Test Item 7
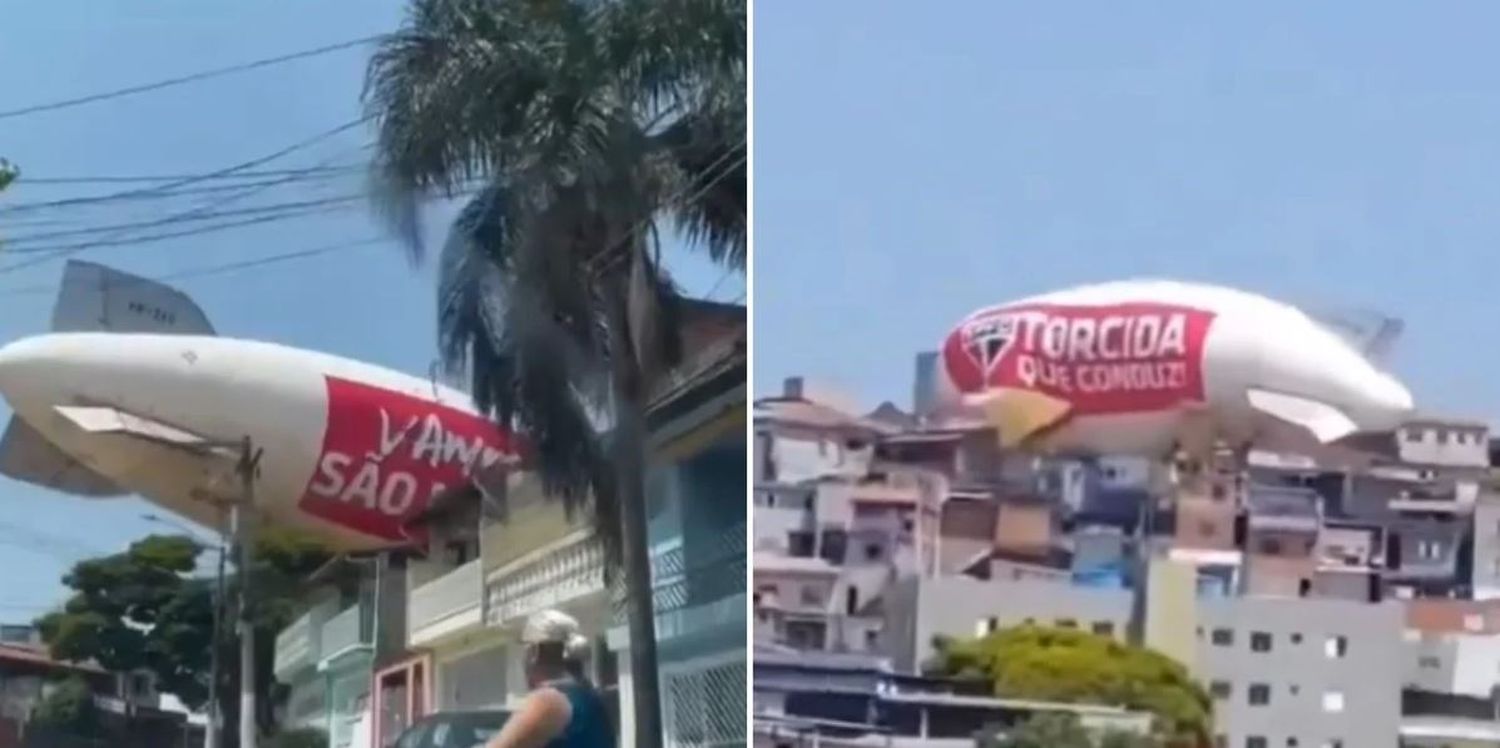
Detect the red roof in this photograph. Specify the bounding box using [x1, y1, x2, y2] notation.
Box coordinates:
[0, 643, 106, 674]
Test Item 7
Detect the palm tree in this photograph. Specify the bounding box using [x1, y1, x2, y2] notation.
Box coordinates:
[363, 1, 745, 746]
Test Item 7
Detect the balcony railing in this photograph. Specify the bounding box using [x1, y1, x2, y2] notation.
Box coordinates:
[319, 600, 373, 660]
[273, 599, 335, 682]
[486, 532, 607, 626]
[408, 559, 482, 645]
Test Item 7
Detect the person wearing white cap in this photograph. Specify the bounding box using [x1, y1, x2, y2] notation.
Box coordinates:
[485, 609, 614, 748]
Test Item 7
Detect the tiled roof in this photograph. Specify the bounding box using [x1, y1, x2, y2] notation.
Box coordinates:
[0, 643, 106, 674]
[754, 398, 896, 435]
[1406, 599, 1500, 634]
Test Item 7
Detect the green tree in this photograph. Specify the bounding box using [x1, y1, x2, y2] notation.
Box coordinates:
[1099, 730, 1167, 748]
[266, 727, 328, 748]
[364, 2, 745, 746]
[0, 158, 16, 192]
[931, 625, 1211, 747]
[37, 529, 330, 743]
[988, 713, 1092, 748]
[982, 714, 1165, 748]
[31, 676, 102, 738]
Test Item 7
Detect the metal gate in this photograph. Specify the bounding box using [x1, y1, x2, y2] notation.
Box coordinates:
[662, 652, 746, 748]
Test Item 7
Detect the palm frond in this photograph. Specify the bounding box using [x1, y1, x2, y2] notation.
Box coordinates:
[492, 276, 622, 566]
[654, 98, 746, 268]
[366, 0, 746, 578]
[602, 0, 747, 114]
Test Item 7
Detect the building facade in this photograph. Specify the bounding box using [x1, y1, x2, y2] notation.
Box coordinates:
[1196, 596, 1404, 748]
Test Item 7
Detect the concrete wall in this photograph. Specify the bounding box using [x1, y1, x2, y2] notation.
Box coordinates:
[1473, 498, 1500, 600]
[1197, 597, 1403, 748]
[1397, 424, 1490, 468]
[1405, 631, 1500, 699]
[882, 576, 1132, 671]
[752, 487, 813, 552]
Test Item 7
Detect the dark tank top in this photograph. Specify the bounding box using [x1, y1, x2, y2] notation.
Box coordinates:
[544, 681, 613, 748]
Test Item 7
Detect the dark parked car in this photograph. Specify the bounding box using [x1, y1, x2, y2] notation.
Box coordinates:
[394, 709, 511, 748]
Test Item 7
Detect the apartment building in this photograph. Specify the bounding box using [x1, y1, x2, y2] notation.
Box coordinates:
[1197, 596, 1403, 748]
[754, 378, 891, 487]
[1399, 599, 1500, 746]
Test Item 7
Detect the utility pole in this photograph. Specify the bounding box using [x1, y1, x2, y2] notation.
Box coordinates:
[207, 518, 226, 748]
[233, 437, 262, 748]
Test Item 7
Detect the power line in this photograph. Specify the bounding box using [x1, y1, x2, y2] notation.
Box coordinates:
[9, 166, 364, 186]
[0, 237, 387, 298]
[0, 119, 371, 274]
[0, 35, 384, 121]
[0, 203, 360, 268]
[2, 194, 363, 247]
[12, 122, 370, 213]
[0, 167, 362, 214]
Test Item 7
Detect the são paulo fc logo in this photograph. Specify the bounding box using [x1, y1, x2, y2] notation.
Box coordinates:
[961, 313, 1019, 375]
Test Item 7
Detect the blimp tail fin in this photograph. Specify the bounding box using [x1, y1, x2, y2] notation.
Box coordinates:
[975, 388, 1074, 448]
[0, 418, 126, 497]
[1246, 388, 1360, 444]
[50, 260, 216, 335]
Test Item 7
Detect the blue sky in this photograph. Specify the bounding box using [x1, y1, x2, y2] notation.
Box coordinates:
[0, 2, 740, 619]
[755, 2, 1500, 426]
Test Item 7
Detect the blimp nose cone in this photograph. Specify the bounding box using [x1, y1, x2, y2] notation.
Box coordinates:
[0, 336, 57, 404]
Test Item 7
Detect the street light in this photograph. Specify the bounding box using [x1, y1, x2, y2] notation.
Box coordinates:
[142, 512, 228, 748]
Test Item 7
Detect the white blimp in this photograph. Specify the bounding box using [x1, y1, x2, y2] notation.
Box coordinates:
[0, 260, 519, 551]
[934, 279, 1416, 461]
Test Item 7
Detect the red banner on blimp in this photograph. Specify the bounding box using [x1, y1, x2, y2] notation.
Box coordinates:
[942, 302, 1216, 414]
[299, 376, 520, 544]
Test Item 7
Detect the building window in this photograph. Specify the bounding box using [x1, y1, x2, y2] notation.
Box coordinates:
[1092, 621, 1115, 637]
[1248, 683, 1271, 706]
[799, 586, 823, 606]
[1199, 521, 1217, 538]
[1056, 618, 1078, 629]
[1246, 737, 1267, 748]
[1250, 632, 1272, 652]
[788, 532, 814, 557]
[821, 530, 848, 563]
[1322, 691, 1345, 713]
[1261, 537, 1284, 555]
[1418, 540, 1443, 561]
[1323, 741, 1342, 748]
[1210, 681, 1231, 699]
[1212, 628, 1234, 646]
[1290, 632, 1303, 644]
[864, 630, 879, 648]
[1325, 635, 1348, 659]
[864, 543, 883, 561]
[1286, 739, 1299, 748]
[1419, 655, 1441, 669]
[1212, 483, 1227, 501]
